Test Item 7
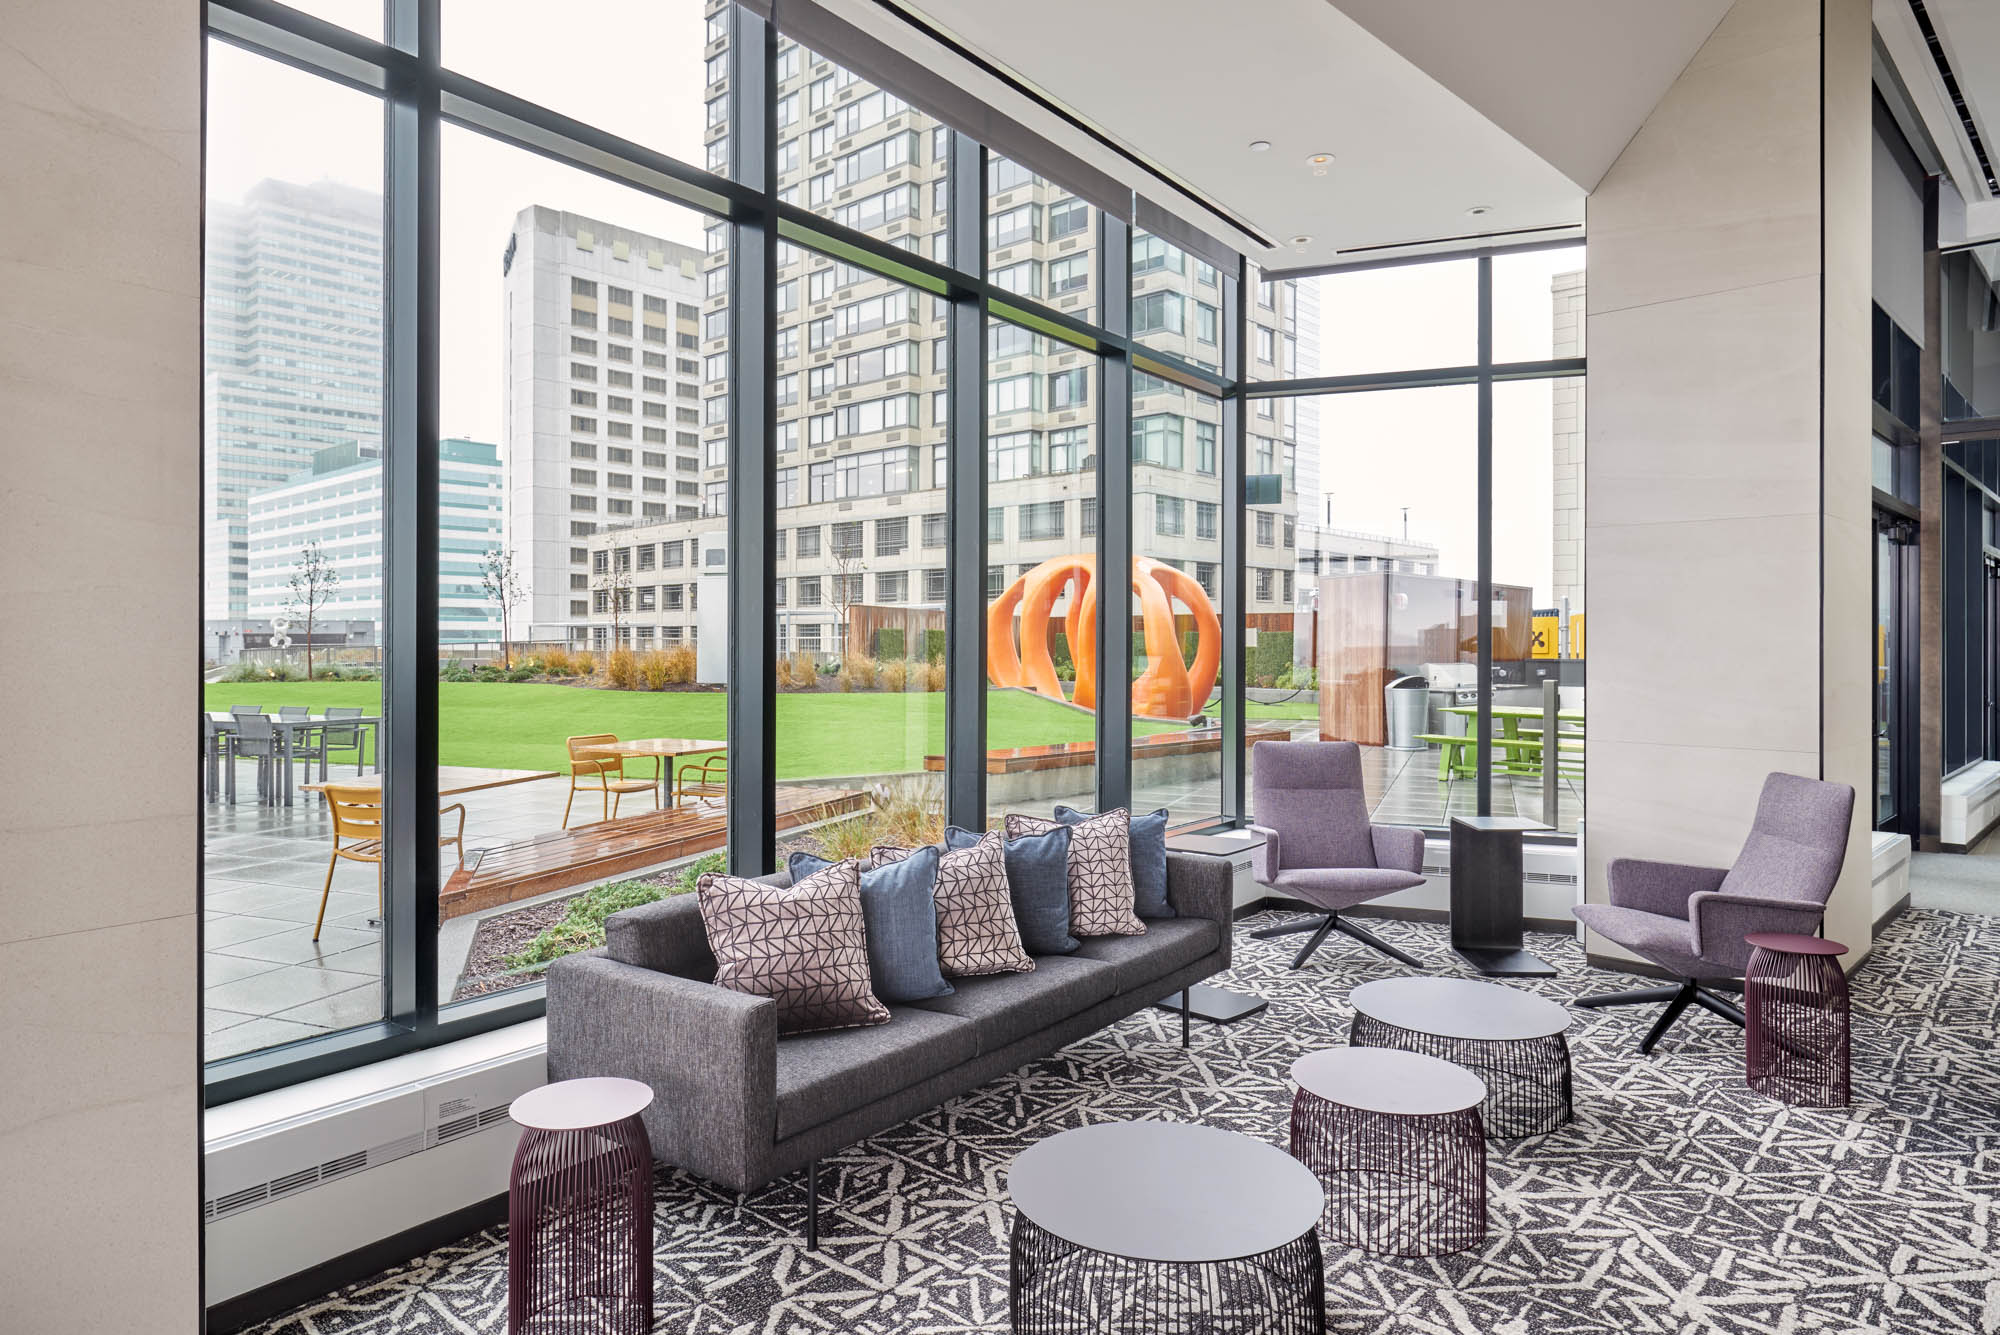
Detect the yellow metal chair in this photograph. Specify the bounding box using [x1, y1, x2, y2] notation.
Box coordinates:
[563, 733, 659, 828]
[675, 752, 728, 805]
[313, 784, 466, 941]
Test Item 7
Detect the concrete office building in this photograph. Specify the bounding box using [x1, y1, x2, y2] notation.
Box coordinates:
[244, 437, 504, 644]
[203, 178, 385, 623]
[499, 206, 707, 641]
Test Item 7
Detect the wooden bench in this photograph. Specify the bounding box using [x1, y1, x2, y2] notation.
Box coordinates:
[439, 783, 867, 919]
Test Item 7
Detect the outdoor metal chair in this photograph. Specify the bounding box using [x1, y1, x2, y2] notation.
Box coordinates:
[314, 784, 465, 940]
[320, 707, 369, 775]
[227, 713, 281, 805]
[563, 734, 657, 828]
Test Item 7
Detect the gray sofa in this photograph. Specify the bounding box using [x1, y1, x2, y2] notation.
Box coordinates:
[545, 850, 1234, 1242]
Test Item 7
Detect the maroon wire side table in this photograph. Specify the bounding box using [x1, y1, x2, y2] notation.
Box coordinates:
[508, 1077, 655, 1335]
[1743, 933, 1850, 1108]
[1289, 1047, 1488, 1258]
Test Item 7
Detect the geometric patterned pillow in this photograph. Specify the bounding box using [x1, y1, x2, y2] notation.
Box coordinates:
[1006, 810, 1145, 939]
[874, 834, 1034, 977]
[696, 860, 890, 1035]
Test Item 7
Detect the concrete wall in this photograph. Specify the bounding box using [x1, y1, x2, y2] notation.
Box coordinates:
[0, 3, 202, 1329]
[1583, 0, 1876, 965]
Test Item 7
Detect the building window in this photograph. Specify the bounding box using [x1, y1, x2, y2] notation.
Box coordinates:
[1048, 368, 1089, 410]
[1196, 501, 1218, 541]
[1081, 496, 1098, 537]
[924, 567, 947, 602]
[1132, 290, 1183, 336]
[1019, 500, 1065, 541]
[875, 571, 907, 603]
[1132, 414, 1184, 468]
[1156, 495, 1185, 537]
[987, 507, 1005, 544]
[875, 516, 908, 556]
[1256, 512, 1275, 547]
[922, 513, 946, 547]
[1256, 568, 1275, 601]
[796, 526, 820, 559]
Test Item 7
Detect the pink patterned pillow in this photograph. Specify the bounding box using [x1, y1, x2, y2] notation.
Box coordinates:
[1006, 810, 1145, 938]
[875, 835, 1034, 976]
[696, 860, 889, 1034]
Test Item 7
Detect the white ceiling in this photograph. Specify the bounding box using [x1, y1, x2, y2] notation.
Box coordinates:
[879, 0, 1736, 269]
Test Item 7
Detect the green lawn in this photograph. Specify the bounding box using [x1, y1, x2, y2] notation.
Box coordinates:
[1247, 697, 1321, 721]
[203, 681, 1177, 779]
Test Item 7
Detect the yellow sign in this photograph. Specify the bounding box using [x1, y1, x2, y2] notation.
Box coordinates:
[1531, 615, 1558, 659]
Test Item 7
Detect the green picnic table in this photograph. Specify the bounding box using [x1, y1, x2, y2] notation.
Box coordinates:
[1416, 705, 1584, 781]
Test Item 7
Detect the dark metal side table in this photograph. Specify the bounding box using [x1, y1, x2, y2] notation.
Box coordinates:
[1008, 1120, 1326, 1334]
[1743, 933, 1851, 1107]
[1448, 815, 1557, 977]
[507, 1077, 655, 1335]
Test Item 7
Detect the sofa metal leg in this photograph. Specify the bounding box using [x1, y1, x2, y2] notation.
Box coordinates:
[1330, 915, 1425, 970]
[1288, 916, 1337, 969]
[806, 1158, 819, 1251]
[1180, 989, 1190, 1048]
[1637, 981, 1698, 1055]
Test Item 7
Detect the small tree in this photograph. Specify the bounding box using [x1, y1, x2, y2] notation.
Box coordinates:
[593, 558, 632, 652]
[829, 542, 867, 659]
[480, 546, 525, 669]
[287, 539, 340, 680]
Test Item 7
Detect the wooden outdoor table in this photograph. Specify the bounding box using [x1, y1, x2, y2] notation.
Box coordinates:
[588, 738, 725, 807]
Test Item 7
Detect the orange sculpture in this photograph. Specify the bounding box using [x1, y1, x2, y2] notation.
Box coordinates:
[988, 555, 1221, 720]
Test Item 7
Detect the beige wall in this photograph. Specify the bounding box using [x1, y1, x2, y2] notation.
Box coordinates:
[1583, 0, 1876, 963]
[0, 2, 203, 1328]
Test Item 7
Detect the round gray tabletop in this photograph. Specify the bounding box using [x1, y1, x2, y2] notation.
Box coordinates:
[1351, 976, 1569, 1042]
[1008, 1121, 1324, 1264]
[510, 1077, 653, 1132]
[1290, 1046, 1487, 1116]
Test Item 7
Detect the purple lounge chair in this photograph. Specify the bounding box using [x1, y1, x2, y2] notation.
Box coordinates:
[1573, 771, 1854, 1053]
[1247, 740, 1429, 970]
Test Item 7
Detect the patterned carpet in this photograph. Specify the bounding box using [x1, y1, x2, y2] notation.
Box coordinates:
[244, 908, 2000, 1334]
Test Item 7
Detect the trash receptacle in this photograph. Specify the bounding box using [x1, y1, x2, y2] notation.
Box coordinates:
[1386, 675, 1428, 751]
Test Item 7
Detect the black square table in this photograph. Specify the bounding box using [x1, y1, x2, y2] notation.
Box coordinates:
[1447, 816, 1556, 977]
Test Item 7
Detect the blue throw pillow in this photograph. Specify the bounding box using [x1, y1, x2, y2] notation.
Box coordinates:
[946, 823, 1077, 955]
[788, 847, 953, 1002]
[1056, 805, 1174, 920]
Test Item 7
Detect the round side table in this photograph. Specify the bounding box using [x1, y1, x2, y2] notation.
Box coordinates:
[1008, 1120, 1327, 1335]
[508, 1077, 655, 1335]
[1743, 933, 1850, 1107]
[1290, 1046, 1488, 1257]
[1349, 976, 1573, 1138]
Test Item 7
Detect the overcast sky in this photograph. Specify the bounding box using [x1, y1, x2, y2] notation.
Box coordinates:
[207, 11, 1581, 601]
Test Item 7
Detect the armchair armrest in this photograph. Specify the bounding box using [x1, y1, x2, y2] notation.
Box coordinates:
[1604, 857, 1729, 918]
[1687, 892, 1825, 966]
[546, 949, 777, 1192]
[1246, 825, 1280, 884]
[1369, 824, 1425, 875]
[1164, 851, 1234, 969]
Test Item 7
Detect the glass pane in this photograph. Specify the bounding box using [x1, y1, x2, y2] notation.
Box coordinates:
[1941, 245, 2000, 420]
[985, 318, 1099, 828]
[1493, 378, 1584, 834]
[280, 0, 382, 39]
[1262, 386, 1476, 830]
[774, 255, 946, 857]
[790, 49, 943, 246]
[1492, 244, 1585, 363]
[1131, 385, 1226, 828]
[203, 42, 388, 1061]
[1130, 228, 1225, 371]
[437, 125, 721, 1002]
[1876, 527, 1899, 828]
[441, 0, 715, 171]
[1260, 259, 1477, 379]
[991, 160, 1095, 322]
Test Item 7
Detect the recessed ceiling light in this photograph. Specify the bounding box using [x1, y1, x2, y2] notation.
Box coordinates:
[1306, 152, 1334, 176]
[1465, 204, 1494, 217]
[1290, 235, 1313, 248]
[1248, 140, 1272, 153]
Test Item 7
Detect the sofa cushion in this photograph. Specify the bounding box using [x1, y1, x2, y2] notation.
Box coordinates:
[1070, 918, 1220, 994]
[947, 823, 1077, 956]
[1056, 805, 1174, 919]
[697, 861, 889, 1036]
[880, 834, 1037, 977]
[774, 1007, 979, 1140]
[1009, 810, 1145, 939]
[788, 847, 952, 1003]
[903, 956, 1118, 1054]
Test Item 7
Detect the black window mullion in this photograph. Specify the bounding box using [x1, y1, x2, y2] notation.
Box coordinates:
[1095, 214, 1133, 813]
[1220, 263, 1247, 823]
[725, 6, 778, 875]
[378, 0, 439, 1027]
[944, 130, 987, 829]
[1475, 255, 1494, 817]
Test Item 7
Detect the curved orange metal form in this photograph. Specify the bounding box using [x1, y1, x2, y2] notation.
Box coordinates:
[989, 554, 1222, 721]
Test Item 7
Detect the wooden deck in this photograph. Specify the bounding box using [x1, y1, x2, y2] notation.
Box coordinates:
[923, 723, 1292, 775]
[439, 784, 868, 919]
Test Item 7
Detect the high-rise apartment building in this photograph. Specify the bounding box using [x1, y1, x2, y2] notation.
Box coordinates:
[571, 26, 1316, 673]
[1551, 269, 1585, 625]
[203, 178, 384, 623]
[498, 206, 707, 640]
[244, 437, 503, 643]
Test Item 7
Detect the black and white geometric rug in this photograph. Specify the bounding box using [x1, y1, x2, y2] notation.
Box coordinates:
[244, 908, 2000, 1334]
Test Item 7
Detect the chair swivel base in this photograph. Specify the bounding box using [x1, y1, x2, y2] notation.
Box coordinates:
[1252, 912, 1425, 971]
[1575, 978, 1745, 1055]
